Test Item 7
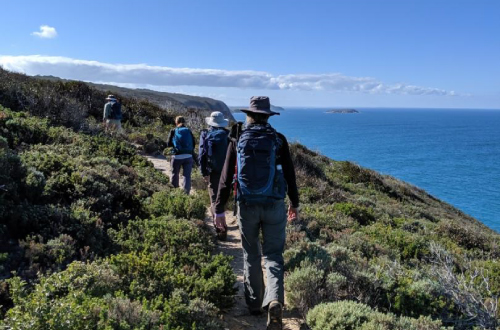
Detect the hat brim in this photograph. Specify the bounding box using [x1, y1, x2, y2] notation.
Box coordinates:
[205, 117, 229, 127]
[241, 109, 280, 116]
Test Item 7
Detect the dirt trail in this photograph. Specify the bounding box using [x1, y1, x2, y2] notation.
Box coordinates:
[143, 153, 304, 330]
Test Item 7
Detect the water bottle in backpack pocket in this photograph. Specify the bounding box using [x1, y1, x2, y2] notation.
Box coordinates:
[236, 125, 287, 205]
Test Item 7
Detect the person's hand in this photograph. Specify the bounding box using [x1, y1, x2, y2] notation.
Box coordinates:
[214, 214, 227, 232]
[203, 176, 209, 183]
[287, 205, 299, 222]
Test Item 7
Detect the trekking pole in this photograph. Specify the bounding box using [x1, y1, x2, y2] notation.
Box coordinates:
[233, 122, 241, 216]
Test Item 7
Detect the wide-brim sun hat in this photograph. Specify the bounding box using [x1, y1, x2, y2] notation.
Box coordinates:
[240, 96, 280, 116]
[106, 94, 117, 101]
[205, 111, 229, 127]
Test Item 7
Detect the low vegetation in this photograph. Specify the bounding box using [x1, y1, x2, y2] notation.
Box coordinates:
[285, 143, 499, 329]
[0, 106, 235, 329]
[1, 70, 498, 329]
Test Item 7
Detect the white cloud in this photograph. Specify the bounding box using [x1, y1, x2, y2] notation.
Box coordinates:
[31, 26, 58, 39]
[0, 55, 456, 96]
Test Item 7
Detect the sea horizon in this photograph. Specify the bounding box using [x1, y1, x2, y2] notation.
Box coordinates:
[234, 107, 500, 232]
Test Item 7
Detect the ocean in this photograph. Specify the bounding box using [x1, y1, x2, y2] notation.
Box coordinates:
[233, 108, 500, 232]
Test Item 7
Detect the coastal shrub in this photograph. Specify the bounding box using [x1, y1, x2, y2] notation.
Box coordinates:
[334, 202, 376, 225]
[110, 217, 236, 308]
[285, 262, 325, 316]
[437, 221, 489, 251]
[145, 190, 206, 219]
[306, 300, 375, 330]
[363, 223, 430, 261]
[306, 301, 448, 330]
[110, 217, 214, 259]
[284, 240, 331, 271]
[0, 109, 176, 280]
[301, 203, 357, 237]
[1, 265, 225, 330]
[289, 143, 327, 180]
[336, 231, 382, 259]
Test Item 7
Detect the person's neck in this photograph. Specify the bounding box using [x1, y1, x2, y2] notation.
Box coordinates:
[177, 124, 185, 127]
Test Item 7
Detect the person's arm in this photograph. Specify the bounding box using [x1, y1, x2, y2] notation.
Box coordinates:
[166, 129, 175, 148]
[214, 139, 236, 214]
[278, 133, 300, 208]
[199, 131, 209, 176]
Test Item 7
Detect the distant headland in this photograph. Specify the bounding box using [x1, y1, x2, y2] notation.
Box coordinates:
[326, 109, 359, 114]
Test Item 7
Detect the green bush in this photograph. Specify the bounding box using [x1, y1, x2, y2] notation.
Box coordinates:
[363, 223, 430, 261]
[334, 202, 376, 226]
[146, 190, 206, 219]
[306, 301, 447, 330]
[109, 217, 236, 309]
[285, 262, 325, 315]
[306, 300, 375, 330]
[1, 258, 228, 330]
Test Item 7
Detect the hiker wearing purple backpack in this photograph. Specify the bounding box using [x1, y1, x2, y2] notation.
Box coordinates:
[198, 111, 230, 239]
[214, 97, 299, 329]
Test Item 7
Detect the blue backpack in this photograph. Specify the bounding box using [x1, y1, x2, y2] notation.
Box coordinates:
[204, 128, 229, 172]
[173, 127, 194, 155]
[236, 124, 286, 205]
[109, 102, 122, 120]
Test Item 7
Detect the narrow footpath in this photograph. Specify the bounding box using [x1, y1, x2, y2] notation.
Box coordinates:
[143, 153, 304, 330]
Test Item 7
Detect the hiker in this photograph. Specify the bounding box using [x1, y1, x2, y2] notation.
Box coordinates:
[214, 96, 299, 329]
[167, 116, 195, 194]
[103, 95, 123, 133]
[198, 111, 230, 238]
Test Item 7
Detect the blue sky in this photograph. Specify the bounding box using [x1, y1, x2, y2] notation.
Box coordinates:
[1, 0, 499, 108]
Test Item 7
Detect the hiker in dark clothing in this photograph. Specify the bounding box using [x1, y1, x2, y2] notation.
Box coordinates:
[167, 116, 195, 194]
[198, 111, 230, 238]
[214, 97, 299, 330]
[103, 94, 123, 133]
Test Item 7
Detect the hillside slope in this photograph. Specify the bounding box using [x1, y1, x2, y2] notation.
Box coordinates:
[87, 82, 235, 122]
[32, 74, 235, 121]
[0, 68, 498, 329]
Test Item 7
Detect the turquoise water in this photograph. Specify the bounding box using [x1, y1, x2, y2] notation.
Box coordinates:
[234, 108, 500, 232]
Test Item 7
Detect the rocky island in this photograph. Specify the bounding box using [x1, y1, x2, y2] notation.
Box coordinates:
[326, 109, 359, 114]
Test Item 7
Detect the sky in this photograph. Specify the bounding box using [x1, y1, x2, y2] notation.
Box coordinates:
[0, 0, 499, 108]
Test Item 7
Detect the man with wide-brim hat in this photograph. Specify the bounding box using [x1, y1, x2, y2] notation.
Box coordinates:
[199, 111, 230, 239]
[240, 95, 280, 116]
[103, 94, 123, 134]
[214, 96, 299, 329]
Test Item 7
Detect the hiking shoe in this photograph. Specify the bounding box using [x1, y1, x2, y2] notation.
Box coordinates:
[213, 219, 227, 241]
[267, 301, 283, 330]
[216, 228, 227, 241]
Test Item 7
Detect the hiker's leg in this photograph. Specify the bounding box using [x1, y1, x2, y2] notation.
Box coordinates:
[181, 157, 193, 194]
[116, 120, 123, 134]
[170, 157, 181, 188]
[261, 200, 287, 308]
[208, 171, 221, 217]
[238, 202, 265, 311]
